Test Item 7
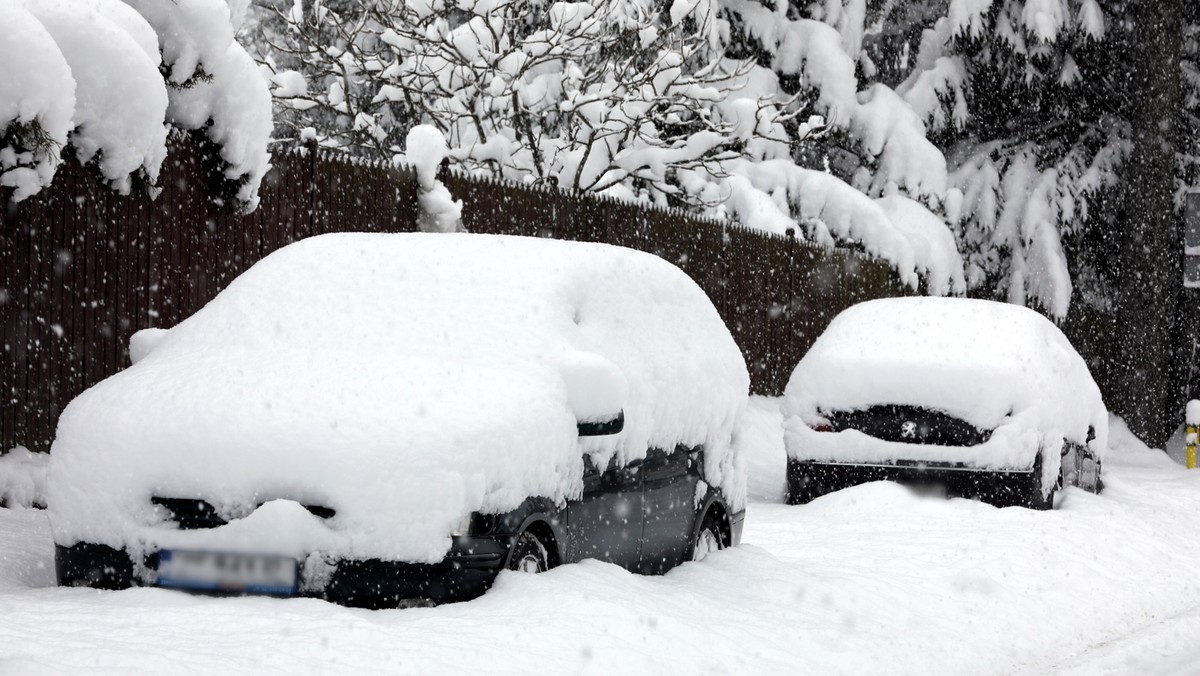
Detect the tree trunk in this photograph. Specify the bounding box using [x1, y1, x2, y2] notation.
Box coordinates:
[1116, 0, 1183, 447]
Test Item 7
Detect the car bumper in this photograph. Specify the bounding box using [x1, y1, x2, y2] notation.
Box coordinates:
[786, 459, 1038, 508]
[55, 537, 510, 608]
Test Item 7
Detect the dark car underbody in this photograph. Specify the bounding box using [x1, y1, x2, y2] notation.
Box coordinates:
[786, 458, 1045, 508]
[56, 446, 745, 608]
[55, 535, 515, 607]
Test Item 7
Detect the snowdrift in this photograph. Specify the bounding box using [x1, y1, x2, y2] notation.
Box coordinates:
[48, 233, 749, 564]
[783, 297, 1107, 484]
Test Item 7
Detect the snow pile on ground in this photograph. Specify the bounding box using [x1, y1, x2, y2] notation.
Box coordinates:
[735, 396, 787, 503]
[17, 0, 168, 194]
[0, 447, 48, 509]
[783, 297, 1107, 482]
[49, 233, 749, 565]
[1108, 416, 1182, 470]
[0, 1, 75, 201]
[7, 415, 1200, 673]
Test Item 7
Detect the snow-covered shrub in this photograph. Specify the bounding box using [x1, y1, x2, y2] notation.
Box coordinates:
[0, 1, 75, 201]
[123, 0, 273, 211]
[166, 42, 273, 210]
[19, 0, 169, 194]
[1, 0, 272, 209]
[120, 0, 235, 86]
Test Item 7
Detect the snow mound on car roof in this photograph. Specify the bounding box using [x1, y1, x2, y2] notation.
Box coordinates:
[48, 233, 749, 563]
[783, 297, 1107, 472]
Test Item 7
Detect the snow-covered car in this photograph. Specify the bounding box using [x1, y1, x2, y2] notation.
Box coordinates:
[49, 233, 750, 606]
[782, 297, 1107, 510]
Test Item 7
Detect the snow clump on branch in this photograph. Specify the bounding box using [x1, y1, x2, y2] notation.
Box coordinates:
[0, 0, 273, 210]
[400, 125, 463, 233]
[260, 0, 963, 293]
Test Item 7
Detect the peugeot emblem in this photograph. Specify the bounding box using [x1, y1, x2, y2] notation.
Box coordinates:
[901, 421, 917, 439]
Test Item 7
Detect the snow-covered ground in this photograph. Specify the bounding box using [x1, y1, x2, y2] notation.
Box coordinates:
[2, 419, 1198, 674]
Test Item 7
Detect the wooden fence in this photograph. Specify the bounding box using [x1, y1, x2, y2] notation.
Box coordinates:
[1, 136, 905, 452]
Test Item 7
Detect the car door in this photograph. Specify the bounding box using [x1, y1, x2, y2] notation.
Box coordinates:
[638, 445, 700, 574]
[564, 453, 644, 570]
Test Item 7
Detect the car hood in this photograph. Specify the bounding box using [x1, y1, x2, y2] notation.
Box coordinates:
[47, 350, 582, 563]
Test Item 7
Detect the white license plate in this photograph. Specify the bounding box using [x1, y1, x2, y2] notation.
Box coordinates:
[156, 549, 298, 595]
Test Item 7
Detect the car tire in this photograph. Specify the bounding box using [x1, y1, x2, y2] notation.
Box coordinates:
[691, 513, 725, 562]
[506, 530, 549, 573]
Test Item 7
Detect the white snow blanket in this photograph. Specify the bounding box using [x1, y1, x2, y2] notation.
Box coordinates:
[783, 297, 1107, 485]
[49, 233, 749, 564]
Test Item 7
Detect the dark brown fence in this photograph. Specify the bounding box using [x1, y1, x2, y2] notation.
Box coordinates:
[1, 136, 906, 452]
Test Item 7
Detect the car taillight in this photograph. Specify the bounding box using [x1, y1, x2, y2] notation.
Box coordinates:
[811, 422, 833, 433]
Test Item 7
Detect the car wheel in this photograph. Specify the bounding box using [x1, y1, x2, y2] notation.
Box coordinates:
[506, 530, 549, 573]
[691, 513, 725, 562]
[1032, 483, 1057, 510]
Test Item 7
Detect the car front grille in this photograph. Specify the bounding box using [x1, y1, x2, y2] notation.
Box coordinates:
[152, 497, 336, 530]
[826, 405, 993, 446]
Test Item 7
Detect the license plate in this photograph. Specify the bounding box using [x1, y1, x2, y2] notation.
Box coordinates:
[156, 549, 298, 595]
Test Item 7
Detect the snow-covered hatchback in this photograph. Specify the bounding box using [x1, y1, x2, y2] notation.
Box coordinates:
[783, 297, 1106, 510]
[50, 233, 750, 606]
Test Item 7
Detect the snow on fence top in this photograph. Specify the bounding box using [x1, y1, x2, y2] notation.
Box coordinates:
[48, 233, 750, 563]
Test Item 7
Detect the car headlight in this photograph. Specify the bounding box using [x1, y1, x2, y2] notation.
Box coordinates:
[451, 513, 474, 537]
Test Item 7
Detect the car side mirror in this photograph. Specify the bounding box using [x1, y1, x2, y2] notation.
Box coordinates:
[577, 410, 624, 437]
[129, 327, 169, 364]
[558, 349, 627, 437]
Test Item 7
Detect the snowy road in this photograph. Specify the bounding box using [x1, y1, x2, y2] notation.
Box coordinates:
[2, 425, 1199, 675]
